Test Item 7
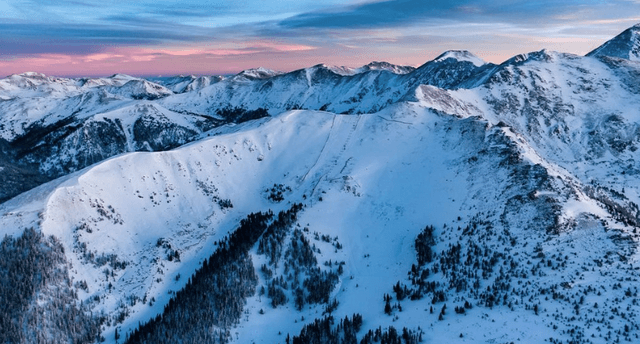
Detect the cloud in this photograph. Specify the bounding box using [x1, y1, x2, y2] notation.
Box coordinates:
[0, 22, 208, 58]
[278, 0, 637, 30]
[126, 41, 316, 60]
[0, 0, 331, 58]
[279, 0, 466, 29]
[83, 53, 125, 62]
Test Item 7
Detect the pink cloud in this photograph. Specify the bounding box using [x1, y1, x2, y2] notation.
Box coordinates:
[0, 41, 320, 77]
[82, 53, 125, 62]
[131, 47, 258, 57]
[124, 41, 316, 59]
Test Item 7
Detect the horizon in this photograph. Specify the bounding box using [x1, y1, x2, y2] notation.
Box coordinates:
[1, 1, 639, 78]
[0, 44, 625, 79]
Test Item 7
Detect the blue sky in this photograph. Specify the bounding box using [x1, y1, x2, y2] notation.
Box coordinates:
[1, 0, 639, 76]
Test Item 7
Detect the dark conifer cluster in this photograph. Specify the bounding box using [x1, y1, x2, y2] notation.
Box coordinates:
[359, 326, 423, 344]
[125, 204, 305, 344]
[290, 314, 422, 344]
[0, 227, 103, 344]
[392, 220, 520, 310]
[258, 216, 343, 311]
[285, 228, 318, 270]
[125, 210, 275, 344]
[304, 267, 340, 305]
[415, 225, 435, 266]
[290, 314, 362, 344]
[156, 238, 181, 262]
[257, 203, 303, 265]
[215, 106, 269, 123]
[265, 183, 292, 203]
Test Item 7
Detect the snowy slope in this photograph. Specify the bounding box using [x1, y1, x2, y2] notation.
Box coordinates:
[312, 62, 416, 76]
[148, 75, 225, 93]
[355, 61, 416, 74]
[2, 101, 639, 343]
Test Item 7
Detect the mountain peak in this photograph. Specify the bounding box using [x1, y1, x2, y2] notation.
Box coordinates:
[357, 61, 415, 74]
[501, 49, 559, 66]
[305, 62, 416, 76]
[433, 50, 486, 67]
[236, 67, 281, 79]
[17, 72, 48, 78]
[587, 23, 640, 61]
[307, 63, 356, 76]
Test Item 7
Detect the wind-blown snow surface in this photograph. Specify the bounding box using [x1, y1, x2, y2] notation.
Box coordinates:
[2, 24, 640, 344]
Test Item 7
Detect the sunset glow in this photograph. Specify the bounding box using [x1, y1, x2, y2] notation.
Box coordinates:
[2, 0, 639, 77]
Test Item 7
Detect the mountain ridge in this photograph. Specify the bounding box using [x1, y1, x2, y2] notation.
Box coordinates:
[588, 23, 640, 61]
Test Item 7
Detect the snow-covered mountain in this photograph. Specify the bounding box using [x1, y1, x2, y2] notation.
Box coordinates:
[159, 51, 490, 118]
[433, 50, 487, 67]
[588, 24, 640, 61]
[0, 55, 488, 202]
[356, 61, 416, 74]
[147, 75, 225, 93]
[314, 61, 416, 76]
[233, 67, 284, 80]
[2, 24, 640, 344]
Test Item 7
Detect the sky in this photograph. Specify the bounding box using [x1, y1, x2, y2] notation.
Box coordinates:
[1, 0, 640, 77]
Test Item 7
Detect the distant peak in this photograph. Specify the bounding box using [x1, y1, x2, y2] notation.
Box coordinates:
[433, 50, 486, 67]
[237, 67, 281, 79]
[7, 72, 48, 80]
[308, 61, 415, 76]
[242, 66, 272, 72]
[168, 74, 196, 80]
[500, 49, 560, 66]
[110, 73, 136, 79]
[366, 61, 386, 65]
[587, 23, 640, 61]
[18, 72, 47, 78]
[363, 61, 395, 68]
[357, 61, 415, 74]
[309, 64, 356, 76]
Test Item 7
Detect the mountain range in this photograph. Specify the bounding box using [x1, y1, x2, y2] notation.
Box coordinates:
[1, 24, 640, 344]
